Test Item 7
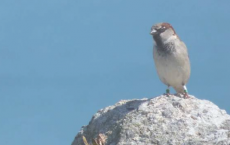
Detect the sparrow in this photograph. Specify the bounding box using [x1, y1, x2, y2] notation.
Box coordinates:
[150, 22, 191, 98]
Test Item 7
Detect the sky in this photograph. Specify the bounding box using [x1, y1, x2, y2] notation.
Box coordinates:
[0, 0, 230, 145]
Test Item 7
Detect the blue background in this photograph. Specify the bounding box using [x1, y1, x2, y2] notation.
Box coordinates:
[1, 0, 229, 145]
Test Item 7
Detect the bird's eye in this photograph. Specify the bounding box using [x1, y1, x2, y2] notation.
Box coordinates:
[162, 26, 166, 29]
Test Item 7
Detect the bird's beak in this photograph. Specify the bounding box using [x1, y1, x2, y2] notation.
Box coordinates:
[150, 29, 157, 35]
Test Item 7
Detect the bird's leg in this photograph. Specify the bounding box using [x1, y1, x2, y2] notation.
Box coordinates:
[164, 85, 170, 97]
[183, 85, 189, 98]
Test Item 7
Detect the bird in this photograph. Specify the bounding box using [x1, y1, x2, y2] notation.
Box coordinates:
[150, 22, 191, 98]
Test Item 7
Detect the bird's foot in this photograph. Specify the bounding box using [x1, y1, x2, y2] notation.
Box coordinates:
[164, 93, 171, 97]
[183, 88, 190, 99]
[182, 86, 190, 99]
[174, 93, 190, 99]
[183, 93, 190, 99]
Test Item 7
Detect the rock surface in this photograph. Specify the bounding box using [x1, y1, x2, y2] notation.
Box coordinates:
[72, 95, 230, 145]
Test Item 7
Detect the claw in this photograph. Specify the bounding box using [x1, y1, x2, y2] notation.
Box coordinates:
[184, 92, 190, 99]
[164, 93, 171, 97]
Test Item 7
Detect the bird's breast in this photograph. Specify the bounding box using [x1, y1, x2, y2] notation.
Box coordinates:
[153, 45, 190, 87]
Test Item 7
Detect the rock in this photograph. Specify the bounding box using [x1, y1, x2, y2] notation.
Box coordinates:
[71, 95, 230, 145]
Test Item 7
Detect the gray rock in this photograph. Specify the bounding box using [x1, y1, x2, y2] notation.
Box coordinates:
[71, 95, 230, 145]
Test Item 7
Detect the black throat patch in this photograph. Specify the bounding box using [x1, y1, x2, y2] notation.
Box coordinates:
[155, 41, 176, 56]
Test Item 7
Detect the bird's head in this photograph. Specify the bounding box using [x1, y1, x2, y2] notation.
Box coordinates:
[150, 22, 178, 43]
